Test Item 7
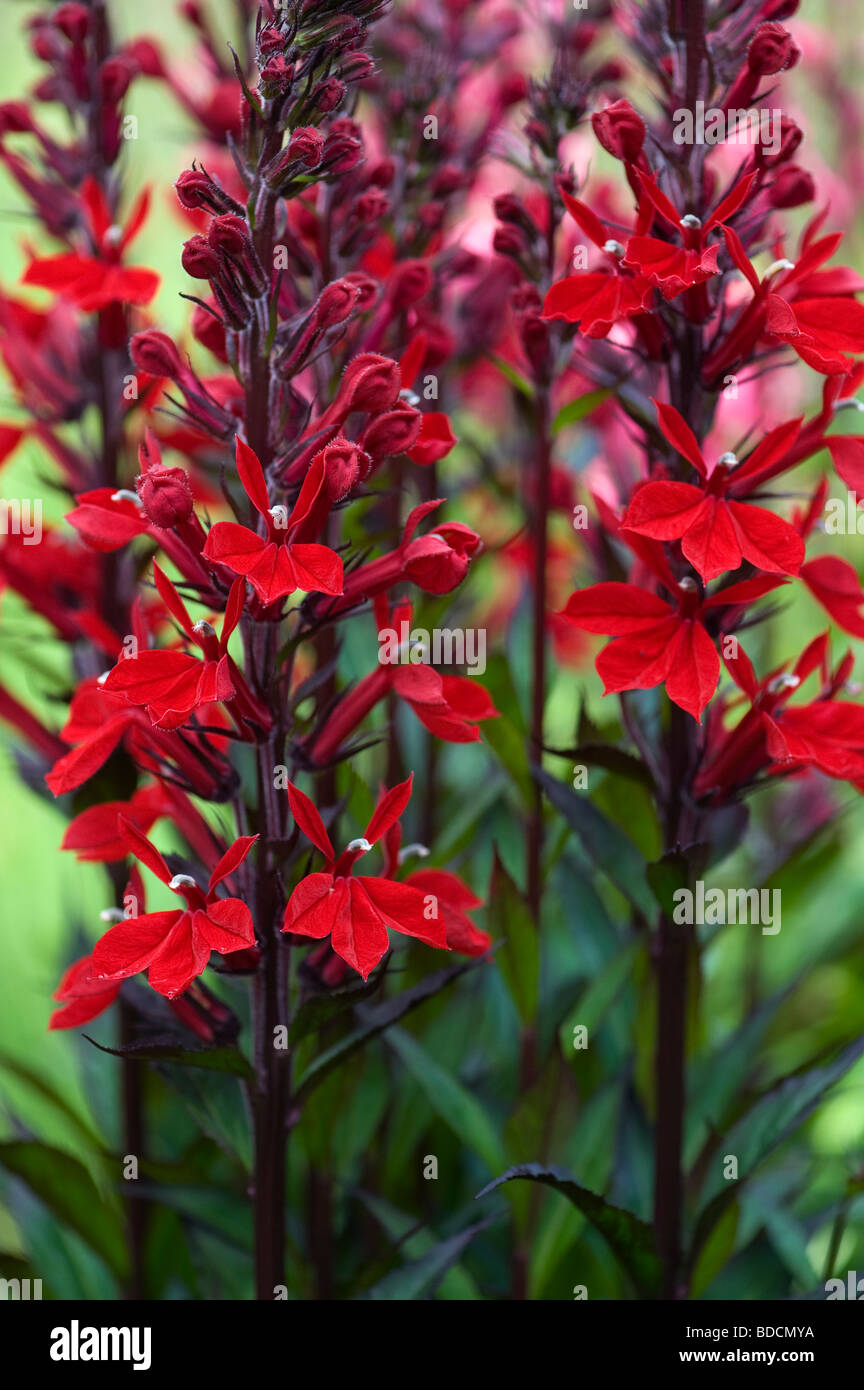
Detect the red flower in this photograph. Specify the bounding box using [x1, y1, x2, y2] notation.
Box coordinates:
[23, 179, 159, 311]
[91, 820, 257, 998]
[561, 573, 784, 722]
[201, 437, 343, 605]
[622, 400, 804, 581]
[308, 598, 498, 764]
[49, 953, 122, 1030]
[103, 564, 267, 731]
[282, 775, 448, 979]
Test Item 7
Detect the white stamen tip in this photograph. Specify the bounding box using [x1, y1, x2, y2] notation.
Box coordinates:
[834, 397, 864, 413]
[346, 838, 372, 854]
[397, 842, 430, 865]
[602, 239, 625, 257]
[268, 504, 289, 528]
[97, 670, 111, 685]
[718, 451, 739, 468]
[111, 489, 142, 505]
[193, 620, 217, 637]
[678, 577, 698, 593]
[680, 214, 702, 230]
[169, 873, 198, 891]
[766, 258, 795, 278]
[399, 388, 421, 406]
[99, 907, 126, 923]
[767, 673, 800, 694]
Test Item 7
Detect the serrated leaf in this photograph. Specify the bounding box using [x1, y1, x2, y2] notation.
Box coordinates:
[477, 1163, 662, 1297]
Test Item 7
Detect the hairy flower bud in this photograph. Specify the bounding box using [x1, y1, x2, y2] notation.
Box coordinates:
[768, 164, 814, 207]
[360, 405, 422, 460]
[136, 465, 194, 528]
[591, 99, 646, 162]
[287, 125, 324, 167]
[313, 77, 346, 113]
[314, 279, 360, 330]
[182, 234, 222, 279]
[388, 260, 433, 308]
[321, 438, 372, 500]
[130, 330, 184, 379]
[747, 22, 800, 75]
[208, 214, 249, 258]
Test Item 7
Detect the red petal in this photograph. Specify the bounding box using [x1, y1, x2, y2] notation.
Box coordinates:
[285, 782, 335, 861]
[622, 481, 707, 540]
[652, 399, 707, 477]
[561, 582, 671, 634]
[726, 500, 805, 575]
[235, 436, 271, 516]
[364, 773, 413, 846]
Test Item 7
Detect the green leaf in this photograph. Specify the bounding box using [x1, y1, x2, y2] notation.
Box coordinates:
[559, 940, 642, 1048]
[386, 1028, 506, 1175]
[535, 767, 655, 917]
[646, 844, 709, 917]
[689, 1200, 738, 1298]
[552, 388, 610, 435]
[489, 852, 538, 1024]
[84, 1036, 255, 1081]
[0, 1052, 105, 1154]
[293, 958, 481, 1103]
[0, 1141, 127, 1279]
[477, 1163, 662, 1298]
[288, 974, 383, 1045]
[486, 354, 534, 399]
[483, 714, 533, 805]
[358, 1216, 497, 1300]
[691, 1035, 864, 1267]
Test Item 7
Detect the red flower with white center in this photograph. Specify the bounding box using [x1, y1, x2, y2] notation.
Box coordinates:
[282, 775, 448, 980]
[377, 811, 491, 957]
[622, 400, 805, 581]
[201, 436, 343, 605]
[399, 335, 458, 466]
[23, 178, 160, 312]
[102, 564, 267, 731]
[307, 597, 498, 765]
[561, 573, 784, 722]
[92, 820, 258, 999]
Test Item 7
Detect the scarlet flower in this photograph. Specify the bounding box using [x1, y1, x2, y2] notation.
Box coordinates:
[308, 598, 498, 765]
[561, 572, 784, 722]
[282, 776, 448, 979]
[23, 178, 159, 311]
[61, 782, 171, 862]
[50, 952, 121, 1030]
[103, 564, 267, 731]
[201, 437, 343, 605]
[622, 400, 804, 581]
[91, 820, 258, 998]
[695, 636, 864, 797]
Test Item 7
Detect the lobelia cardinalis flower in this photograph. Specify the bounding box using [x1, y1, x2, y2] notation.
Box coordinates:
[561, 572, 786, 723]
[92, 820, 258, 999]
[378, 814, 491, 957]
[621, 401, 805, 581]
[695, 635, 864, 799]
[102, 563, 268, 732]
[201, 436, 343, 605]
[22, 177, 160, 312]
[282, 775, 449, 980]
[307, 597, 499, 765]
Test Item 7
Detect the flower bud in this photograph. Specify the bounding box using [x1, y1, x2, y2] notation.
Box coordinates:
[124, 38, 165, 78]
[768, 164, 814, 207]
[99, 56, 135, 103]
[591, 99, 646, 162]
[287, 125, 324, 167]
[339, 354, 402, 414]
[136, 465, 194, 528]
[360, 405, 422, 459]
[340, 51, 375, 83]
[342, 271, 379, 310]
[53, 3, 90, 42]
[0, 102, 34, 135]
[388, 259, 433, 308]
[182, 234, 222, 279]
[313, 77, 346, 113]
[191, 303, 227, 361]
[354, 189, 390, 224]
[323, 129, 364, 174]
[208, 214, 250, 258]
[314, 279, 360, 330]
[747, 22, 800, 75]
[130, 330, 184, 379]
[321, 438, 372, 500]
